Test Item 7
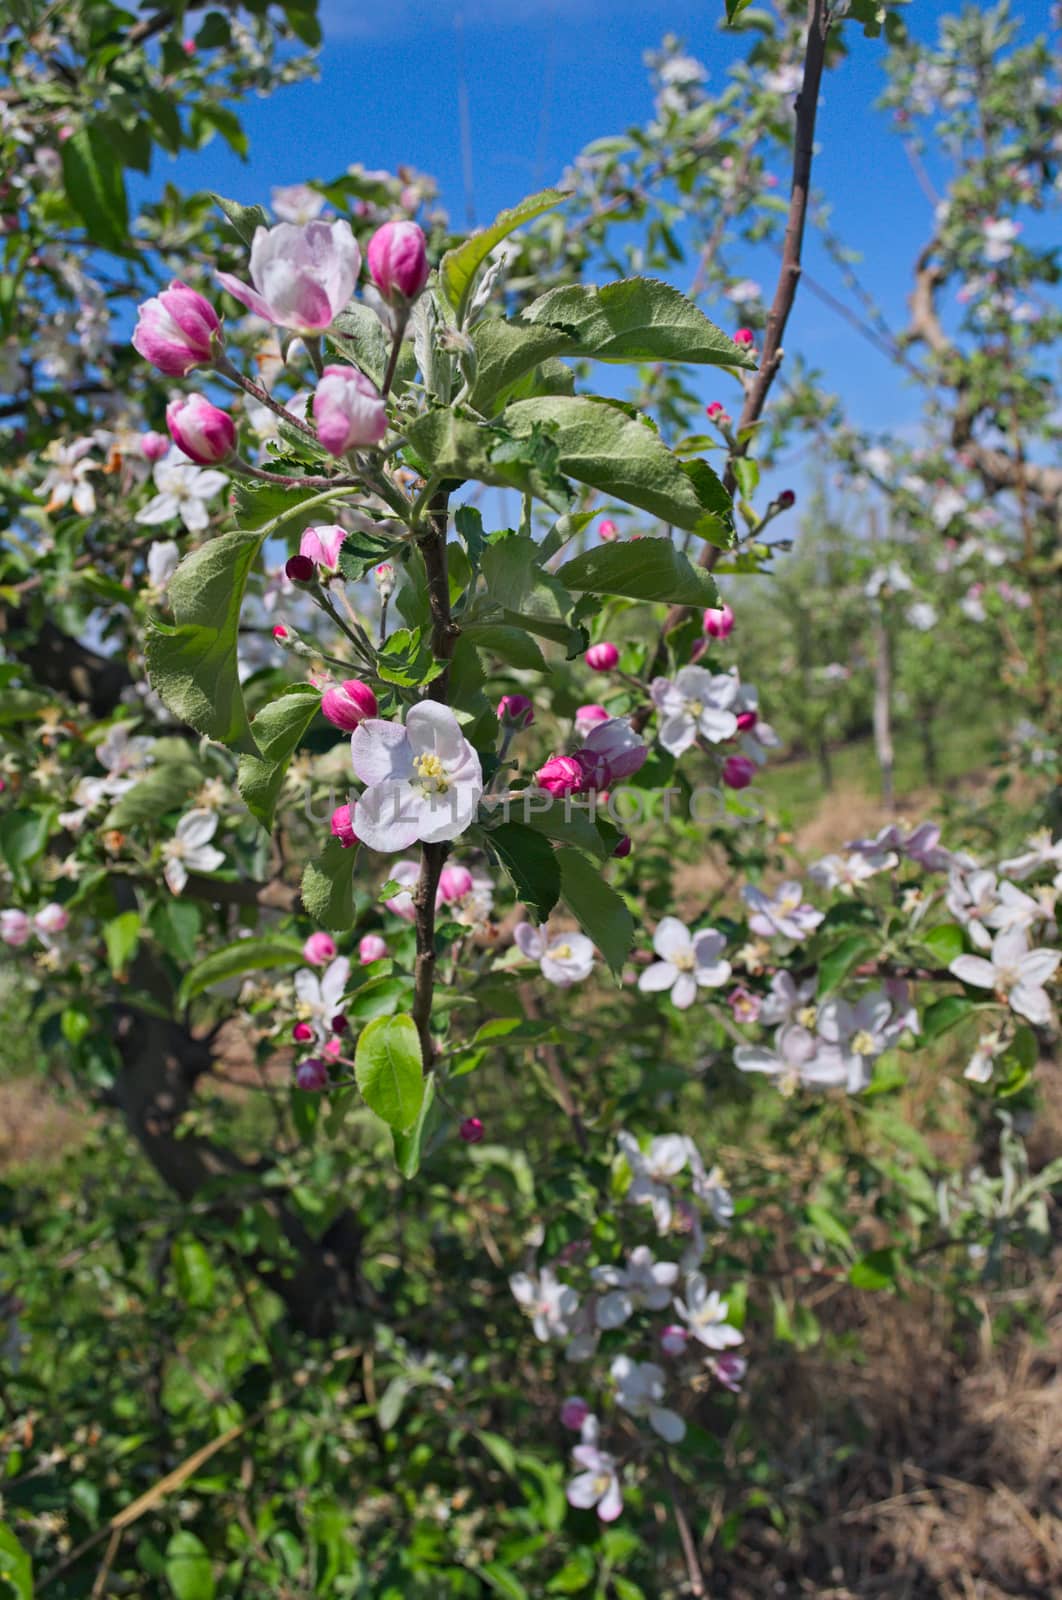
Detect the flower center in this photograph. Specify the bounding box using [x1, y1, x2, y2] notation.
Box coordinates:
[672, 950, 696, 972]
[797, 1005, 817, 1029]
[687, 698, 704, 716]
[549, 942, 572, 961]
[414, 751, 449, 794]
[778, 894, 800, 913]
[851, 1029, 875, 1055]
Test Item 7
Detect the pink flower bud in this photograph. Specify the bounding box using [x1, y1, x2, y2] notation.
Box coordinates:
[598, 519, 618, 541]
[0, 910, 31, 948]
[141, 429, 170, 462]
[299, 524, 346, 574]
[660, 1325, 689, 1358]
[321, 679, 377, 732]
[358, 933, 388, 964]
[296, 1058, 329, 1092]
[132, 280, 220, 377]
[459, 1116, 484, 1144]
[34, 903, 68, 936]
[285, 553, 315, 583]
[535, 754, 588, 797]
[374, 562, 395, 598]
[182, 37, 196, 54]
[585, 641, 619, 671]
[497, 693, 534, 729]
[303, 932, 337, 966]
[216, 218, 361, 333]
[574, 704, 610, 738]
[438, 864, 473, 903]
[560, 1397, 590, 1430]
[711, 1353, 747, 1392]
[324, 1037, 342, 1058]
[272, 624, 289, 641]
[703, 603, 734, 639]
[727, 985, 761, 1023]
[705, 401, 726, 421]
[736, 709, 758, 733]
[313, 365, 388, 455]
[331, 1013, 348, 1035]
[734, 327, 754, 348]
[331, 803, 359, 849]
[613, 834, 632, 858]
[722, 755, 757, 790]
[165, 394, 236, 465]
[292, 1021, 314, 1042]
[777, 489, 795, 509]
[366, 219, 430, 302]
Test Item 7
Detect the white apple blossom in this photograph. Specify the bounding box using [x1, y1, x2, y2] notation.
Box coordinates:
[735, 1023, 846, 1092]
[998, 830, 1062, 882]
[271, 183, 327, 224]
[743, 880, 823, 941]
[566, 1438, 622, 1522]
[816, 990, 896, 1092]
[39, 436, 97, 515]
[510, 1266, 580, 1342]
[650, 666, 738, 756]
[946, 868, 1001, 949]
[847, 821, 971, 873]
[907, 601, 938, 631]
[351, 702, 483, 851]
[950, 928, 1059, 1025]
[514, 922, 595, 986]
[809, 851, 896, 893]
[983, 216, 1020, 262]
[864, 561, 911, 598]
[964, 1027, 1007, 1084]
[759, 969, 818, 1027]
[610, 1355, 685, 1443]
[618, 1130, 688, 1232]
[162, 808, 225, 894]
[593, 1246, 679, 1329]
[930, 487, 966, 528]
[638, 916, 731, 1009]
[294, 955, 351, 1042]
[682, 1138, 734, 1225]
[135, 450, 228, 533]
[146, 540, 180, 596]
[673, 1273, 743, 1352]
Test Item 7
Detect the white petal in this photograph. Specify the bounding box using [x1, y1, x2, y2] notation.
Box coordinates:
[638, 961, 677, 993]
[671, 971, 698, 1009]
[405, 700, 470, 765]
[653, 916, 692, 961]
[176, 809, 218, 848]
[354, 782, 423, 853]
[164, 857, 187, 894]
[1009, 983, 1052, 1025]
[649, 1406, 686, 1443]
[351, 720, 413, 786]
[949, 955, 997, 989]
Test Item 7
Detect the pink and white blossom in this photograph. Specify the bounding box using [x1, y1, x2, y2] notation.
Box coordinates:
[514, 922, 595, 986]
[135, 450, 227, 534]
[650, 666, 738, 755]
[295, 955, 350, 1043]
[299, 523, 347, 573]
[673, 1273, 743, 1352]
[617, 1130, 688, 1232]
[610, 1355, 685, 1443]
[950, 928, 1059, 1025]
[132, 280, 220, 376]
[593, 1246, 679, 1329]
[0, 910, 31, 947]
[566, 1441, 622, 1522]
[742, 880, 823, 941]
[638, 917, 731, 1009]
[271, 184, 326, 225]
[367, 219, 430, 302]
[351, 702, 483, 851]
[510, 1265, 580, 1342]
[312, 366, 388, 454]
[162, 809, 224, 894]
[216, 219, 360, 332]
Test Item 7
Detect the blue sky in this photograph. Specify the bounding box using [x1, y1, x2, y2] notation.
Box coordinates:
[136, 0, 1057, 461]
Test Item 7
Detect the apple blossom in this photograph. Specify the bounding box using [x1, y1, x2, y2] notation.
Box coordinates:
[141, 429, 169, 462]
[216, 218, 360, 332]
[711, 1353, 747, 1391]
[574, 705, 610, 738]
[742, 880, 823, 941]
[294, 955, 350, 1042]
[303, 932, 337, 966]
[660, 1325, 689, 1357]
[585, 641, 619, 671]
[514, 923, 595, 986]
[271, 183, 326, 224]
[510, 1265, 580, 1342]
[560, 1397, 590, 1430]
[135, 451, 228, 534]
[617, 1130, 688, 1232]
[350, 701, 484, 851]
[566, 1441, 622, 1522]
[146, 540, 180, 596]
[162, 809, 224, 894]
[330, 803, 359, 849]
[735, 1022, 843, 1092]
[295, 1058, 329, 1092]
[321, 679, 378, 732]
[33, 903, 68, 937]
[816, 990, 898, 1092]
[722, 755, 758, 790]
[638, 917, 731, 1009]
[847, 821, 971, 873]
[598, 519, 618, 540]
[950, 928, 1059, 1025]
[292, 1021, 314, 1043]
[535, 754, 587, 797]
[998, 830, 1062, 882]
[459, 1116, 484, 1144]
[728, 986, 761, 1023]
[0, 910, 31, 947]
[593, 1246, 679, 1329]
[810, 851, 896, 893]
[38, 438, 97, 515]
[734, 327, 754, 347]
[674, 1276, 743, 1356]
[383, 860, 420, 920]
[374, 561, 396, 599]
[702, 602, 734, 639]
[132, 280, 220, 376]
[165, 395, 236, 465]
[650, 666, 738, 755]
[575, 718, 647, 788]
[312, 366, 388, 455]
[610, 1356, 685, 1443]
[358, 933, 387, 964]
[367, 219, 430, 302]
[438, 865, 473, 903]
[496, 693, 534, 729]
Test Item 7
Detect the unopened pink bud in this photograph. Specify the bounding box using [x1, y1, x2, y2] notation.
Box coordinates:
[535, 755, 587, 797]
[272, 624, 289, 641]
[459, 1116, 484, 1144]
[598, 519, 618, 541]
[366, 219, 430, 302]
[330, 1012, 348, 1035]
[497, 693, 534, 729]
[560, 1397, 590, 1429]
[585, 641, 619, 671]
[660, 1325, 689, 1358]
[303, 932, 337, 966]
[182, 37, 196, 54]
[166, 394, 235, 465]
[299, 524, 346, 574]
[0, 910, 31, 947]
[359, 933, 388, 964]
[285, 553, 315, 583]
[574, 704, 610, 738]
[777, 488, 795, 509]
[331, 804, 359, 849]
[34, 903, 68, 935]
[374, 562, 395, 597]
[734, 328, 754, 348]
[706, 401, 726, 421]
[736, 709, 758, 733]
[438, 865, 473, 903]
[296, 1058, 329, 1092]
[612, 834, 632, 859]
[132, 280, 220, 376]
[722, 754, 757, 790]
[313, 365, 388, 455]
[141, 429, 169, 462]
[292, 1021, 314, 1042]
[703, 603, 734, 639]
[321, 679, 377, 732]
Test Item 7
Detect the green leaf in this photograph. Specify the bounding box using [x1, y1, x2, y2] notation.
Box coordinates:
[0, 1522, 33, 1600]
[392, 1071, 438, 1178]
[468, 317, 576, 415]
[504, 396, 720, 532]
[165, 1530, 215, 1600]
[725, 0, 755, 21]
[348, 976, 407, 1023]
[920, 923, 966, 964]
[354, 1014, 424, 1133]
[171, 1236, 215, 1309]
[485, 821, 561, 922]
[103, 763, 201, 829]
[439, 187, 568, 322]
[149, 899, 201, 965]
[237, 687, 320, 830]
[464, 623, 547, 671]
[557, 847, 633, 977]
[104, 911, 141, 976]
[0, 809, 50, 872]
[522, 277, 756, 369]
[479, 1565, 530, 1600]
[816, 935, 876, 997]
[211, 192, 269, 246]
[178, 936, 304, 1006]
[555, 537, 720, 608]
[329, 304, 390, 387]
[454, 505, 486, 573]
[406, 409, 571, 512]
[61, 125, 129, 251]
[920, 994, 979, 1041]
[848, 1247, 898, 1291]
[145, 528, 266, 756]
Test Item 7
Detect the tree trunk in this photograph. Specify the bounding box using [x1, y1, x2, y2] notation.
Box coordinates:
[815, 738, 834, 792]
[918, 707, 938, 784]
[872, 613, 895, 810]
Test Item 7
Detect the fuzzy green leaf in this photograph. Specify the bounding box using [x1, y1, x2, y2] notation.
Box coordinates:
[522, 277, 756, 369]
[355, 1013, 424, 1132]
[237, 686, 321, 830]
[557, 846, 633, 977]
[439, 187, 568, 322]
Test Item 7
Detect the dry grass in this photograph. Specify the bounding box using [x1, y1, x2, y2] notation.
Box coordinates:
[0, 1074, 89, 1174]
